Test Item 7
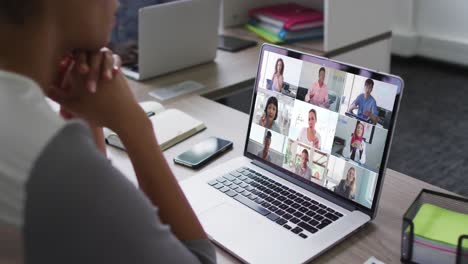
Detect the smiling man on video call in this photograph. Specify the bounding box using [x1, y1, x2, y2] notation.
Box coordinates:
[348, 78, 379, 124]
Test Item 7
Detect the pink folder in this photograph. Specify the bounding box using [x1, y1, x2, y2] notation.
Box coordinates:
[249, 3, 324, 31]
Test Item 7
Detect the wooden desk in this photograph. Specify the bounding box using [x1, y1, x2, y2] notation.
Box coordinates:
[108, 95, 248, 184]
[109, 81, 451, 263]
[112, 29, 430, 262]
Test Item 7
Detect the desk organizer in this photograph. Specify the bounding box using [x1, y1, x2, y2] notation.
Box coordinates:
[401, 189, 468, 264]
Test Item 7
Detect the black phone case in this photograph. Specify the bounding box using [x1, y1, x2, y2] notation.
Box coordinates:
[218, 36, 257, 52]
[174, 142, 233, 169]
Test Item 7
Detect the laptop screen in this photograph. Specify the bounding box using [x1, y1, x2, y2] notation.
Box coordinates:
[245, 45, 403, 210]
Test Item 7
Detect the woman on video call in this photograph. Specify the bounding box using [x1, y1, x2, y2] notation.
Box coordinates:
[269, 58, 284, 93]
[297, 109, 321, 150]
[344, 121, 367, 164]
[260, 96, 281, 133]
[335, 167, 357, 200]
[0, 0, 214, 263]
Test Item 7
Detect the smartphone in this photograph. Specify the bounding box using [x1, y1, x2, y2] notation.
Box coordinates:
[218, 35, 257, 52]
[174, 137, 233, 169]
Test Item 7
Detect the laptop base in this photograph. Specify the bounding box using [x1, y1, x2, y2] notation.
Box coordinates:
[181, 156, 370, 264]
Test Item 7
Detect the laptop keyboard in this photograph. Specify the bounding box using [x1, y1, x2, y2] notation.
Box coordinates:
[208, 167, 344, 239]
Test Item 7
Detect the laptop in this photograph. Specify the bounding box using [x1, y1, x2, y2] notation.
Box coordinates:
[122, 0, 220, 81]
[181, 44, 404, 264]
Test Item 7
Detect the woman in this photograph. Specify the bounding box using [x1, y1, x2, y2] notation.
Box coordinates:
[305, 67, 329, 108]
[259, 96, 281, 133]
[0, 1, 214, 263]
[297, 109, 321, 150]
[343, 121, 366, 164]
[334, 167, 357, 200]
[269, 58, 284, 93]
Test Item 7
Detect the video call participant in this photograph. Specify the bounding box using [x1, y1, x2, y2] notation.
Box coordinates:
[348, 78, 378, 124]
[305, 67, 329, 108]
[260, 96, 281, 133]
[257, 131, 273, 162]
[343, 121, 366, 164]
[335, 167, 356, 200]
[268, 58, 284, 93]
[297, 109, 321, 150]
[295, 149, 312, 180]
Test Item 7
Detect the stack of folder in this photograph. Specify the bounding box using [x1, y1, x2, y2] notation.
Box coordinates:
[408, 203, 468, 264]
[246, 3, 324, 44]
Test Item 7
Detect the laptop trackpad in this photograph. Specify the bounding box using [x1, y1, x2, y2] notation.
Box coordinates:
[200, 203, 294, 263]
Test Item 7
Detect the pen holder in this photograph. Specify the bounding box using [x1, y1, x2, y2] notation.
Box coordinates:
[401, 189, 468, 264]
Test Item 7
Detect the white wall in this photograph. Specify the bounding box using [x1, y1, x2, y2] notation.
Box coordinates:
[392, 0, 416, 34]
[392, 0, 468, 65]
[325, 0, 392, 52]
[415, 1, 468, 42]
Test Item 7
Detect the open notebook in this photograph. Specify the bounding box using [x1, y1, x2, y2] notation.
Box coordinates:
[104, 101, 206, 151]
[46, 99, 205, 151]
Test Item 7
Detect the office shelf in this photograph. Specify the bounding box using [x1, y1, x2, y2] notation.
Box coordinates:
[222, 0, 393, 72]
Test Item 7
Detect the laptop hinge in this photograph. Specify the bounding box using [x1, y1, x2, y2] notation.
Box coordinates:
[251, 160, 357, 212]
